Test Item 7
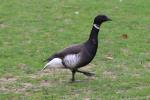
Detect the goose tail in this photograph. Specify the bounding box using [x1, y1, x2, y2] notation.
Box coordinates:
[41, 58, 65, 71]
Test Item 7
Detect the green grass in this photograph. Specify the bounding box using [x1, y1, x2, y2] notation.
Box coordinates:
[0, 0, 150, 99]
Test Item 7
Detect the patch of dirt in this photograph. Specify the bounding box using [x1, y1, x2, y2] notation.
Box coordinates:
[81, 63, 96, 70]
[58, 28, 65, 32]
[0, 82, 33, 93]
[116, 89, 126, 94]
[16, 63, 27, 70]
[0, 23, 8, 28]
[29, 69, 70, 79]
[40, 80, 50, 87]
[0, 64, 97, 94]
[135, 85, 150, 90]
[104, 39, 113, 45]
[120, 48, 131, 56]
[103, 71, 116, 80]
[14, 83, 33, 93]
[0, 77, 17, 84]
[131, 73, 140, 77]
[83, 98, 90, 100]
[144, 62, 150, 68]
[22, 83, 33, 88]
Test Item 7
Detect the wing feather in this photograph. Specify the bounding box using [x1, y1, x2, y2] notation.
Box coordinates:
[44, 44, 83, 62]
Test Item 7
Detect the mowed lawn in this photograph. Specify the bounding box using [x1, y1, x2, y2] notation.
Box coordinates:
[0, 0, 150, 99]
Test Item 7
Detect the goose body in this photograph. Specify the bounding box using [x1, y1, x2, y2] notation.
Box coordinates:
[42, 15, 111, 82]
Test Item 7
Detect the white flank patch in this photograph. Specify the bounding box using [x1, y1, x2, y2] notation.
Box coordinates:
[63, 54, 80, 68]
[42, 58, 64, 70]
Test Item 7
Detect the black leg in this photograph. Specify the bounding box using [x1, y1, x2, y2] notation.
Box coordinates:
[76, 70, 95, 76]
[71, 70, 76, 82]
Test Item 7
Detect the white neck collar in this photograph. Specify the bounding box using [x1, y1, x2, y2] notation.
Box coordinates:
[93, 24, 100, 30]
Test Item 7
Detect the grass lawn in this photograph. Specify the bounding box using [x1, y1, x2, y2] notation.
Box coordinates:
[0, 0, 150, 99]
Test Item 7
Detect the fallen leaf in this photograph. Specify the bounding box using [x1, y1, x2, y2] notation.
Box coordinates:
[105, 54, 114, 60]
[106, 56, 113, 60]
[121, 34, 128, 39]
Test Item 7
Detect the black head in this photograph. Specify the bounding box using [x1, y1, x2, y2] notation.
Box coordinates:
[94, 15, 111, 25]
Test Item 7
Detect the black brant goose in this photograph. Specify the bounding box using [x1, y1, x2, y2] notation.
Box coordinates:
[42, 15, 111, 82]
